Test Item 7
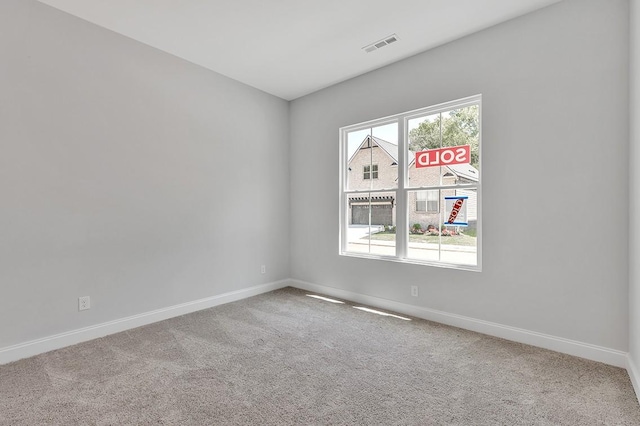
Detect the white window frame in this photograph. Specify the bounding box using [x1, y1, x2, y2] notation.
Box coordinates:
[338, 95, 482, 271]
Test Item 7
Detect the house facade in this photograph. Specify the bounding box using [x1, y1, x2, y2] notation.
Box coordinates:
[347, 135, 478, 230]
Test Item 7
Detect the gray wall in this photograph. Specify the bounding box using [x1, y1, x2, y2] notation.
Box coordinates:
[0, 0, 290, 347]
[630, 0, 640, 374]
[290, 0, 630, 350]
[1, 0, 634, 361]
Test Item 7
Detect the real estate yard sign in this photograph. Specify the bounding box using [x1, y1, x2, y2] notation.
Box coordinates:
[445, 196, 468, 226]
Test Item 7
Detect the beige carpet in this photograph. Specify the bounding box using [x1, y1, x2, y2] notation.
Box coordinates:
[1, 287, 639, 425]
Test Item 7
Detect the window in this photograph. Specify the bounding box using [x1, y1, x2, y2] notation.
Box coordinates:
[339, 95, 481, 270]
[364, 164, 378, 180]
[416, 190, 439, 212]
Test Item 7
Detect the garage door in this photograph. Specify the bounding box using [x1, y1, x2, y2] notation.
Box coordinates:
[352, 204, 392, 225]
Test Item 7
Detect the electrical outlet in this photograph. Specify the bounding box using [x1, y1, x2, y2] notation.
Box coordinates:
[78, 296, 91, 311]
[261, 265, 266, 274]
[411, 286, 419, 297]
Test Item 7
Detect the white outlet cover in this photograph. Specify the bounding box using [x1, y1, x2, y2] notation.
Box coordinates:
[79, 296, 91, 311]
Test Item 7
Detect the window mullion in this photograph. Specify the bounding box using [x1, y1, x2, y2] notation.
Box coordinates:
[396, 119, 407, 259]
[339, 128, 348, 253]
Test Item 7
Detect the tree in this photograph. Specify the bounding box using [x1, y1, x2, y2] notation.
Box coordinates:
[408, 105, 479, 168]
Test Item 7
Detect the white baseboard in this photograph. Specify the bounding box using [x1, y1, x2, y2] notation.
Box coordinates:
[0, 280, 289, 365]
[628, 355, 640, 405]
[290, 279, 628, 368]
[2, 278, 631, 373]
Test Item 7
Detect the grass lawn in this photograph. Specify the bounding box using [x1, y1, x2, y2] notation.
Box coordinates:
[367, 232, 477, 246]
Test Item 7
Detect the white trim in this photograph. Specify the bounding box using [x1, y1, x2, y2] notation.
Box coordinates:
[628, 355, 640, 405]
[0, 280, 289, 365]
[290, 279, 628, 368]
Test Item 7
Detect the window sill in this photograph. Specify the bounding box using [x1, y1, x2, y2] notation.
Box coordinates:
[339, 251, 481, 272]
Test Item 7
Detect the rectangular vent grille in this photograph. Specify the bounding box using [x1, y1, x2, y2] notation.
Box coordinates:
[362, 34, 399, 53]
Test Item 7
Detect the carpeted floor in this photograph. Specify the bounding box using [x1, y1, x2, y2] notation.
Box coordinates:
[1, 287, 639, 425]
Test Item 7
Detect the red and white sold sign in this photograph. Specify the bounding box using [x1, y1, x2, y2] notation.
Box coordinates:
[415, 145, 470, 168]
[445, 196, 468, 226]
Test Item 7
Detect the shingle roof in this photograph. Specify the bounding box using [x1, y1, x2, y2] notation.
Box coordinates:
[446, 163, 479, 181]
[370, 136, 400, 162]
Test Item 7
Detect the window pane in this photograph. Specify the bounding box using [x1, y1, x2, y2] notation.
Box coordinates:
[407, 189, 477, 266]
[408, 189, 441, 244]
[363, 165, 371, 180]
[346, 123, 398, 191]
[427, 190, 439, 212]
[408, 113, 442, 151]
[414, 190, 437, 213]
[440, 189, 477, 265]
[442, 105, 479, 168]
[345, 193, 396, 256]
[408, 106, 479, 188]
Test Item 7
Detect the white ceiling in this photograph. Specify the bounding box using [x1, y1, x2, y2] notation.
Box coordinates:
[37, 0, 562, 100]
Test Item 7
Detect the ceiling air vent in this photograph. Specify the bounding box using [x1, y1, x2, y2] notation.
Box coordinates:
[362, 34, 399, 53]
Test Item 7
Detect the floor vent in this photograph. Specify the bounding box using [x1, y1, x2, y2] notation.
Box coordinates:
[363, 34, 399, 53]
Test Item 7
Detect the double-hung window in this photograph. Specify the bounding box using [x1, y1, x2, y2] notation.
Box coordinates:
[416, 190, 439, 213]
[339, 95, 481, 270]
[364, 164, 378, 180]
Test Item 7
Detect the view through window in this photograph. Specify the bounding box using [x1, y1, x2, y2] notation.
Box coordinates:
[339, 95, 481, 270]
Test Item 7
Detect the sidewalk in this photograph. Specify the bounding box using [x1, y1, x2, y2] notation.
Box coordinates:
[354, 238, 476, 253]
[347, 238, 477, 265]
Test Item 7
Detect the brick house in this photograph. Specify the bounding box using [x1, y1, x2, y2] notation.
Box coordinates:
[347, 135, 478, 229]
